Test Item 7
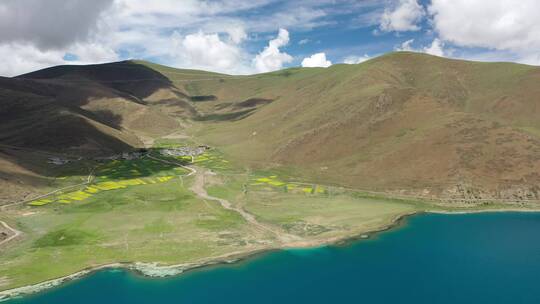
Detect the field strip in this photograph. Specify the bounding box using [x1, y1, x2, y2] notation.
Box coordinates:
[1, 170, 94, 211]
[1, 181, 89, 211]
[147, 155, 196, 177]
[0, 221, 22, 247]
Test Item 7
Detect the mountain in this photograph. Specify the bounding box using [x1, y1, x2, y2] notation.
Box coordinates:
[2, 52, 540, 203]
[165, 52, 540, 201]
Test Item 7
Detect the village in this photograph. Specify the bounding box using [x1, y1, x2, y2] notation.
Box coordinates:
[159, 145, 209, 158]
[47, 146, 210, 166]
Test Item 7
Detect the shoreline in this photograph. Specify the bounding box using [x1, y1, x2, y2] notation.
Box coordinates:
[2, 207, 540, 301]
[426, 207, 540, 214]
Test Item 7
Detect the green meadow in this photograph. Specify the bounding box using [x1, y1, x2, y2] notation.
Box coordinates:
[1, 143, 424, 292]
[28, 157, 187, 206]
[0, 171, 270, 291]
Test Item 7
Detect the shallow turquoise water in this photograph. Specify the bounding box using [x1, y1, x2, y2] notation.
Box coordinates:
[7, 212, 540, 303]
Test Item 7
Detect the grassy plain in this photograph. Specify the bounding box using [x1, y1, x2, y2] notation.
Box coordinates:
[0, 140, 423, 293]
[0, 175, 270, 291]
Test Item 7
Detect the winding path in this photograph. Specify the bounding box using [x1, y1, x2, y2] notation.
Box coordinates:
[189, 167, 300, 243]
[1, 170, 95, 211]
[148, 154, 300, 243]
[0, 221, 22, 248]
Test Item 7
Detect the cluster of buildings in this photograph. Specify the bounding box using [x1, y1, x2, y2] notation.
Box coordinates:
[93, 150, 148, 162]
[47, 146, 209, 166]
[159, 145, 209, 157]
[47, 157, 70, 165]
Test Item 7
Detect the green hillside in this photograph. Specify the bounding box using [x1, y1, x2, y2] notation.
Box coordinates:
[2, 52, 540, 203]
[152, 52, 540, 201]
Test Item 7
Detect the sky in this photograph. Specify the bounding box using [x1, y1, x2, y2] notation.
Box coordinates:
[0, 0, 539, 76]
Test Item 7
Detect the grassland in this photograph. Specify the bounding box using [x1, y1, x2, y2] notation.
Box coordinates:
[2, 137, 538, 298]
[0, 140, 425, 295]
[0, 170, 271, 292]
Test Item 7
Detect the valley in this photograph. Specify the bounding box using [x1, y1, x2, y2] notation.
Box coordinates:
[1, 52, 540, 297]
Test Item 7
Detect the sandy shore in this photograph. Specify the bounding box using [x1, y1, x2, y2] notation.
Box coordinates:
[2, 207, 539, 301]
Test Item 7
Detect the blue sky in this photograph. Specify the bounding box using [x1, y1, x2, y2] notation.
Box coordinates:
[0, 0, 539, 76]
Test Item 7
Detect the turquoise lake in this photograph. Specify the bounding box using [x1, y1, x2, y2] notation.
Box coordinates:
[7, 212, 540, 303]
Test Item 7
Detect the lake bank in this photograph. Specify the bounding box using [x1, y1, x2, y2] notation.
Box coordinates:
[5, 211, 540, 304]
[0, 208, 418, 301]
[2, 206, 539, 301]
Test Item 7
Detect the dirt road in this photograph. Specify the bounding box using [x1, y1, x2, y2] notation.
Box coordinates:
[0, 221, 22, 248]
[1, 170, 94, 211]
[189, 167, 300, 243]
[148, 154, 301, 243]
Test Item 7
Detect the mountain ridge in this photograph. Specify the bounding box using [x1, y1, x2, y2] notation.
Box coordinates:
[2, 52, 540, 203]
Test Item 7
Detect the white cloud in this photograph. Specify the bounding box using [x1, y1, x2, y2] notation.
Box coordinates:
[396, 39, 415, 51]
[423, 38, 445, 57]
[301, 52, 332, 67]
[0, 0, 113, 50]
[380, 0, 425, 32]
[0, 0, 296, 76]
[253, 28, 293, 73]
[0, 43, 64, 76]
[343, 54, 371, 64]
[395, 38, 446, 57]
[428, 0, 540, 64]
[4, 0, 539, 76]
[0, 42, 118, 76]
[0, 0, 118, 76]
[429, 0, 540, 51]
[170, 31, 247, 73]
[518, 53, 540, 66]
[226, 27, 248, 44]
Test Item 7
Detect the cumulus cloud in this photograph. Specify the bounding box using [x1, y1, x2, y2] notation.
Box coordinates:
[253, 28, 293, 73]
[395, 38, 446, 57]
[429, 0, 540, 52]
[423, 38, 445, 56]
[0, 0, 289, 76]
[0, 0, 117, 75]
[396, 39, 415, 51]
[0, 42, 118, 76]
[0, 43, 65, 77]
[4, 0, 539, 76]
[170, 31, 248, 74]
[427, 0, 540, 64]
[0, 0, 113, 50]
[301, 53, 332, 67]
[380, 0, 425, 32]
[343, 54, 371, 64]
[226, 27, 248, 44]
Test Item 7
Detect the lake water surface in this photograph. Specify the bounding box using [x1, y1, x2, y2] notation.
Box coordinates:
[8, 212, 540, 303]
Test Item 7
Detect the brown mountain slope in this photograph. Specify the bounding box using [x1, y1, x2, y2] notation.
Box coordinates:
[1, 61, 202, 155]
[0, 77, 138, 153]
[169, 52, 540, 201]
[2, 52, 540, 203]
[0, 61, 197, 202]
